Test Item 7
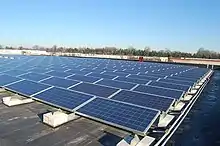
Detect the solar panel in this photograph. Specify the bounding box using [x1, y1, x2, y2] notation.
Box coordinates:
[134, 85, 184, 99]
[28, 69, 48, 74]
[116, 70, 139, 74]
[167, 76, 197, 82]
[33, 87, 94, 111]
[159, 78, 194, 86]
[0, 67, 12, 72]
[76, 98, 160, 135]
[111, 90, 174, 111]
[66, 69, 91, 76]
[103, 71, 129, 77]
[46, 70, 73, 78]
[80, 68, 104, 74]
[115, 77, 149, 84]
[149, 81, 190, 91]
[139, 73, 166, 78]
[128, 74, 159, 81]
[70, 83, 119, 98]
[88, 72, 116, 79]
[5, 80, 51, 96]
[96, 79, 136, 90]
[41, 77, 80, 88]
[3, 69, 27, 76]
[0, 74, 22, 86]
[67, 74, 101, 83]
[18, 72, 51, 82]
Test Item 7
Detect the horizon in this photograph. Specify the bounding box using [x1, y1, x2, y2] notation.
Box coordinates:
[0, 0, 219, 52]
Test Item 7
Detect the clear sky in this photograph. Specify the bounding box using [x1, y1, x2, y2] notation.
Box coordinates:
[0, 0, 219, 52]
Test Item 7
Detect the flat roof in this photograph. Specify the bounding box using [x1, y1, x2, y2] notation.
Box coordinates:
[0, 93, 129, 146]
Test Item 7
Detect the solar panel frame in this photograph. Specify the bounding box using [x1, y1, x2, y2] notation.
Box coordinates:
[75, 97, 160, 136]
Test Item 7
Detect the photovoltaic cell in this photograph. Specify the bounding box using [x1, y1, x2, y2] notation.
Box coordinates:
[134, 85, 184, 99]
[33, 87, 94, 110]
[111, 90, 174, 111]
[41, 77, 79, 88]
[70, 83, 118, 98]
[5, 80, 51, 96]
[76, 98, 159, 135]
[96, 79, 136, 90]
[19, 72, 51, 82]
[0, 74, 21, 86]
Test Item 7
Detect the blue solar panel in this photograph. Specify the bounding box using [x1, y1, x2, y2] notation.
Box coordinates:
[3, 69, 27, 76]
[139, 73, 166, 78]
[70, 83, 118, 98]
[159, 78, 194, 86]
[76, 98, 159, 135]
[66, 69, 91, 76]
[88, 72, 117, 79]
[134, 85, 184, 99]
[103, 71, 129, 77]
[80, 68, 104, 74]
[0, 67, 12, 72]
[0, 74, 21, 86]
[115, 77, 149, 84]
[27, 68, 49, 74]
[129, 74, 159, 81]
[96, 79, 136, 90]
[46, 70, 73, 78]
[5, 80, 51, 96]
[67, 74, 101, 83]
[149, 81, 190, 91]
[167, 76, 197, 82]
[41, 77, 79, 88]
[19, 72, 51, 82]
[111, 90, 174, 111]
[33, 87, 94, 111]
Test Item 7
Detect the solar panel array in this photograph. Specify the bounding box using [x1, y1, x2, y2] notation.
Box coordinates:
[0, 55, 210, 135]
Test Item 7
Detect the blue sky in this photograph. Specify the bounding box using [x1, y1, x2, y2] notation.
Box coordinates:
[0, 0, 219, 52]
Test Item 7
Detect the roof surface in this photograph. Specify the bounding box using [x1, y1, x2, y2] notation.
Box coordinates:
[0, 93, 129, 146]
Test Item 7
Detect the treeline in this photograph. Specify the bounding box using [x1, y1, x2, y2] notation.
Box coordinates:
[0, 45, 219, 59]
[49, 46, 220, 59]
